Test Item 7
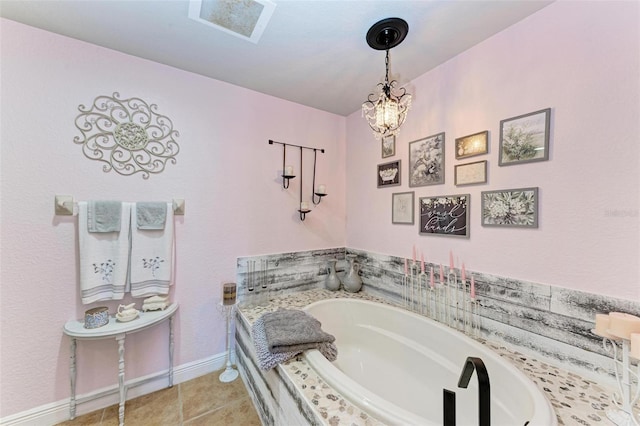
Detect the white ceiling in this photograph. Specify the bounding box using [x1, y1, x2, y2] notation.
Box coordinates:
[0, 0, 553, 116]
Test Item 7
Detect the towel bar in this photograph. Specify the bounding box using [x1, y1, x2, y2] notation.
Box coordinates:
[54, 195, 185, 215]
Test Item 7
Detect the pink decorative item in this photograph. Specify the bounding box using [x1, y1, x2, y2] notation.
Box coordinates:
[594, 313, 615, 338]
[420, 252, 425, 273]
[404, 258, 408, 275]
[609, 312, 640, 340]
[430, 267, 435, 288]
[449, 251, 454, 269]
[631, 334, 640, 359]
[413, 245, 416, 264]
[461, 263, 466, 281]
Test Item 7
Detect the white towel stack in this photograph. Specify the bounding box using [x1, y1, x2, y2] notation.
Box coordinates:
[129, 202, 174, 298]
[78, 202, 131, 304]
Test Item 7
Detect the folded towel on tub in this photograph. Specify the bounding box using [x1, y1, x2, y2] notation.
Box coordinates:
[78, 201, 130, 304]
[251, 313, 337, 370]
[129, 202, 174, 298]
[262, 309, 336, 354]
[136, 202, 167, 230]
[87, 200, 122, 233]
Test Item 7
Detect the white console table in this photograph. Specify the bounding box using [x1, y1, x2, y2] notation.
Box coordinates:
[63, 303, 179, 426]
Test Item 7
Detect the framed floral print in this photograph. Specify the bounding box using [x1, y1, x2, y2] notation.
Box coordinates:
[409, 132, 445, 187]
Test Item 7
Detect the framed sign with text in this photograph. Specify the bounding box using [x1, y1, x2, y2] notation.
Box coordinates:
[419, 194, 470, 238]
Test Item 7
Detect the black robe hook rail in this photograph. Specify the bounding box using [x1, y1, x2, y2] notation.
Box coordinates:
[268, 140, 326, 221]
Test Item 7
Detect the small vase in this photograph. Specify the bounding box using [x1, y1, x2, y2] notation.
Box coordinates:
[325, 259, 341, 291]
[341, 254, 362, 293]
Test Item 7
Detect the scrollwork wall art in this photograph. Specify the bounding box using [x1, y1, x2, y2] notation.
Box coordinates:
[73, 92, 180, 179]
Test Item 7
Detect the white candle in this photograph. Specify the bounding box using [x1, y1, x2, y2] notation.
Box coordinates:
[631, 334, 640, 359]
[609, 312, 640, 340]
[594, 313, 614, 338]
[285, 165, 294, 176]
[317, 184, 326, 195]
[300, 201, 309, 211]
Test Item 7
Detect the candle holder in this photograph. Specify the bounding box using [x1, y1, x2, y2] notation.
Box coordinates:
[593, 330, 640, 426]
[281, 174, 296, 189]
[298, 208, 311, 221]
[418, 272, 427, 316]
[257, 259, 269, 307]
[311, 148, 327, 205]
[269, 139, 325, 220]
[217, 302, 239, 383]
[465, 299, 480, 338]
[446, 270, 458, 329]
[402, 271, 409, 309]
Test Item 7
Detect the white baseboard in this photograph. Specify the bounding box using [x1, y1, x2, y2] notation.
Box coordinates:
[0, 351, 231, 426]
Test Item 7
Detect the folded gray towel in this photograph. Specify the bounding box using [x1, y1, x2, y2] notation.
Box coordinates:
[87, 200, 122, 233]
[262, 309, 335, 354]
[251, 314, 337, 370]
[136, 202, 167, 230]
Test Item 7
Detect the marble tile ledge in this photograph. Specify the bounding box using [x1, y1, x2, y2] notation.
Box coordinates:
[237, 289, 619, 426]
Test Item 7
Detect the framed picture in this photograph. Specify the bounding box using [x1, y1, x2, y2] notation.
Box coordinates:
[377, 160, 401, 188]
[455, 160, 487, 186]
[455, 130, 488, 160]
[392, 192, 415, 224]
[499, 108, 550, 166]
[481, 187, 539, 228]
[409, 132, 445, 187]
[419, 194, 470, 238]
[382, 134, 395, 158]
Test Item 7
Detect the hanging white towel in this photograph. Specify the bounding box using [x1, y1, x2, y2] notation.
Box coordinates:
[78, 201, 131, 304]
[130, 202, 174, 298]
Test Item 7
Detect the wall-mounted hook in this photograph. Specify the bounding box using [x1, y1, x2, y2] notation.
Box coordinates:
[55, 195, 74, 215]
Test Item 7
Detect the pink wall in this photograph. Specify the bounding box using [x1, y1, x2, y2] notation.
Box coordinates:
[2, 0, 639, 418]
[346, 1, 639, 299]
[0, 19, 346, 417]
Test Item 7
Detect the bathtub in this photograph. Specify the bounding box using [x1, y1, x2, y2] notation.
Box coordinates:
[303, 298, 557, 426]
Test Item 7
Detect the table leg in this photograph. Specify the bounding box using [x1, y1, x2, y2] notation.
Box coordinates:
[116, 334, 126, 426]
[169, 316, 174, 388]
[69, 338, 77, 420]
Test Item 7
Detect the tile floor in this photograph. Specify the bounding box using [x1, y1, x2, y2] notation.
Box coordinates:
[56, 370, 261, 426]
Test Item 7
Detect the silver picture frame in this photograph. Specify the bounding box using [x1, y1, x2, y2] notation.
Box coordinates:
[481, 187, 539, 227]
[392, 191, 415, 225]
[455, 130, 488, 160]
[454, 160, 487, 186]
[377, 160, 401, 188]
[409, 132, 445, 187]
[382, 134, 396, 158]
[499, 108, 550, 166]
[419, 194, 470, 238]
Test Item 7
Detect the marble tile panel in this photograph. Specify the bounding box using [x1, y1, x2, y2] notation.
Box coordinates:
[550, 286, 640, 322]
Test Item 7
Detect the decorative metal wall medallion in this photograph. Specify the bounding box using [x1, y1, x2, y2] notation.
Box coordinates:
[73, 92, 180, 179]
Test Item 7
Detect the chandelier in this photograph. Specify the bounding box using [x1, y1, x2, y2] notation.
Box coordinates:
[362, 18, 412, 139]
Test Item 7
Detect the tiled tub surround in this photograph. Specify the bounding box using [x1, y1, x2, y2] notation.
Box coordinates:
[236, 289, 615, 425]
[237, 248, 640, 386]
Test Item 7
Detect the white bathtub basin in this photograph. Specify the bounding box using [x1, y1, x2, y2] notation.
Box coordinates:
[303, 298, 557, 426]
